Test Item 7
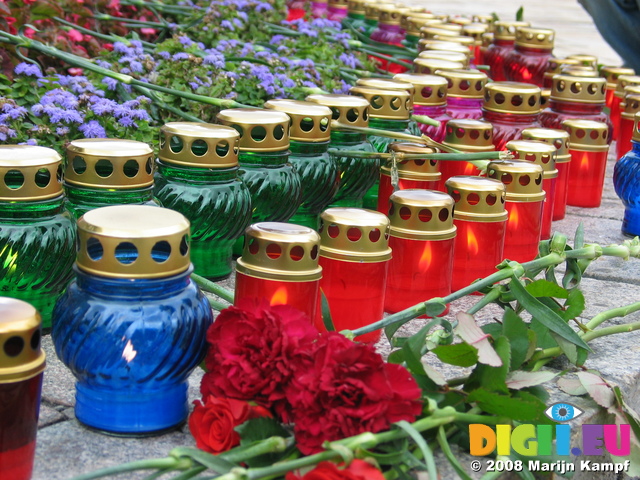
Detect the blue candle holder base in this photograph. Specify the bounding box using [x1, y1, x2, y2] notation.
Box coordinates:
[75, 382, 188, 435]
[622, 208, 640, 237]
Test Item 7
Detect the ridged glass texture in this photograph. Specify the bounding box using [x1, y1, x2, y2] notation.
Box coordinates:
[503, 46, 552, 87]
[482, 110, 542, 151]
[288, 141, 339, 229]
[0, 197, 75, 328]
[64, 185, 160, 220]
[483, 40, 515, 81]
[415, 105, 451, 143]
[51, 268, 213, 434]
[154, 161, 252, 280]
[328, 131, 377, 208]
[615, 141, 640, 236]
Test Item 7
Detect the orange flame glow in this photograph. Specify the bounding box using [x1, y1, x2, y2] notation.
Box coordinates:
[508, 204, 519, 230]
[270, 287, 288, 306]
[464, 162, 477, 175]
[418, 242, 432, 272]
[467, 227, 479, 255]
[580, 152, 590, 172]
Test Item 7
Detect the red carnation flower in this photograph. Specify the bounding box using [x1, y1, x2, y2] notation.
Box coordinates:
[285, 460, 386, 480]
[188, 395, 271, 454]
[288, 332, 422, 454]
[201, 302, 318, 417]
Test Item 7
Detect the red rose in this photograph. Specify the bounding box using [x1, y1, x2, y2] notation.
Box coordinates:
[288, 332, 422, 455]
[285, 460, 386, 480]
[201, 302, 318, 417]
[188, 395, 271, 454]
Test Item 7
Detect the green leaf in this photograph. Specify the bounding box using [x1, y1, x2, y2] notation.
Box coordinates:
[319, 289, 335, 332]
[424, 299, 447, 318]
[505, 371, 557, 390]
[515, 6, 524, 21]
[561, 289, 586, 321]
[437, 427, 473, 480]
[432, 342, 478, 367]
[455, 312, 502, 367]
[550, 332, 578, 364]
[467, 389, 548, 423]
[510, 275, 590, 351]
[502, 309, 529, 370]
[530, 318, 556, 349]
[574, 223, 585, 249]
[525, 279, 569, 299]
[557, 376, 588, 396]
[577, 371, 614, 408]
[524, 330, 537, 363]
[465, 336, 511, 394]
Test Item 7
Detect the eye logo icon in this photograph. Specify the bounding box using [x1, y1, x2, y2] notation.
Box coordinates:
[545, 403, 584, 422]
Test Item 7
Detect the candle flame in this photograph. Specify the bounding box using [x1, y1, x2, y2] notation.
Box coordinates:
[467, 227, 479, 256]
[418, 242, 432, 272]
[508, 204, 519, 230]
[464, 162, 477, 175]
[580, 152, 590, 172]
[122, 338, 137, 363]
[270, 287, 288, 306]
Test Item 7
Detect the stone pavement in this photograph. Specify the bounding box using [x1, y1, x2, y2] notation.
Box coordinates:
[32, 3, 640, 480]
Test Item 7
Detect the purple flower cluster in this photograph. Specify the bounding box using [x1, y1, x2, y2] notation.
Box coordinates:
[14, 63, 43, 78]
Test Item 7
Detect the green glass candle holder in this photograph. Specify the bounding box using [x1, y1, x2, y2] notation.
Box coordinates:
[154, 123, 252, 279]
[0, 146, 75, 328]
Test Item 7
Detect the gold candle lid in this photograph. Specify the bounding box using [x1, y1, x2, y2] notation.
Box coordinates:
[264, 99, 332, 143]
[541, 88, 551, 108]
[433, 34, 475, 47]
[393, 73, 448, 106]
[515, 27, 555, 49]
[494, 21, 531, 40]
[0, 145, 62, 201]
[633, 112, 640, 143]
[472, 14, 495, 26]
[349, 86, 411, 120]
[0, 297, 45, 384]
[76, 205, 191, 279]
[421, 26, 462, 39]
[347, 0, 366, 14]
[418, 50, 469, 67]
[614, 75, 640, 98]
[435, 69, 487, 99]
[319, 207, 391, 262]
[567, 54, 598, 69]
[483, 82, 541, 114]
[355, 77, 416, 98]
[462, 23, 489, 43]
[622, 94, 640, 120]
[417, 39, 471, 56]
[547, 57, 581, 75]
[505, 140, 558, 179]
[444, 176, 507, 222]
[305, 94, 371, 129]
[388, 189, 456, 240]
[600, 66, 635, 88]
[65, 139, 154, 189]
[158, 123, 240, 168]
[559, 66, 599, 78]
[364, 2, 385, 20]
[449, 17, 472, 26]
[487, 160, 545, 202]
[481, 32, 494, 47]
[405, 15, 441, 37]
[521, 127, 571, 163]
[442, 119, 494, 152]
[381, 143, 441, 182]
[216, 109, 290, 152]
[378, 4, 402, 25]
[549, 74, 606, 104]
[236, 222, 322, 282]
[414, 57, 465, 75]
[561, 119, 609, 152]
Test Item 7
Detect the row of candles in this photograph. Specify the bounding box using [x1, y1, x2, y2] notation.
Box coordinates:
[3, 6, 640, 479]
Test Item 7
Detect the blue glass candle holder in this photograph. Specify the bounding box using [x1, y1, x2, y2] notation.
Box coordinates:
[615, 113, 640, 236]
[51, 205, 213, 435]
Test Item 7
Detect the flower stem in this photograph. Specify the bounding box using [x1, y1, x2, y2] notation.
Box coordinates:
[411, 114, 440, 127]
[69, 458, 189, 480]
[190, 273, 235, 304]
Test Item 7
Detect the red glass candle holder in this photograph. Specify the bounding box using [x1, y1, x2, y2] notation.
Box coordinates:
[0, 298, 45, 480]
[445, 176, 507, 293]
[617, 97, 640, 160]
[601, 67, 635, 128]
[505, 140, 558, 240]
[562, 119, 610, 208]
[487, 161, 545, 263]
[316, 208, 391, 343]
[327, 0, 348, 21]
[483, 21, 529, 81]
[439, 119, 494, 190]
[311, 0, 328, 18]
[436, 69, 488, 120]
[385, 190, 455, 314]
[377, 143, 441, 214]
[461, 23, 488, 64]
[482, 82, 542, 151]
[369, 6, 410, 73]
[235, 223, 322, 320]
[521, 127, 571, 220]
[503, 27, 554, 87]
[612, 76, 640, 141]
